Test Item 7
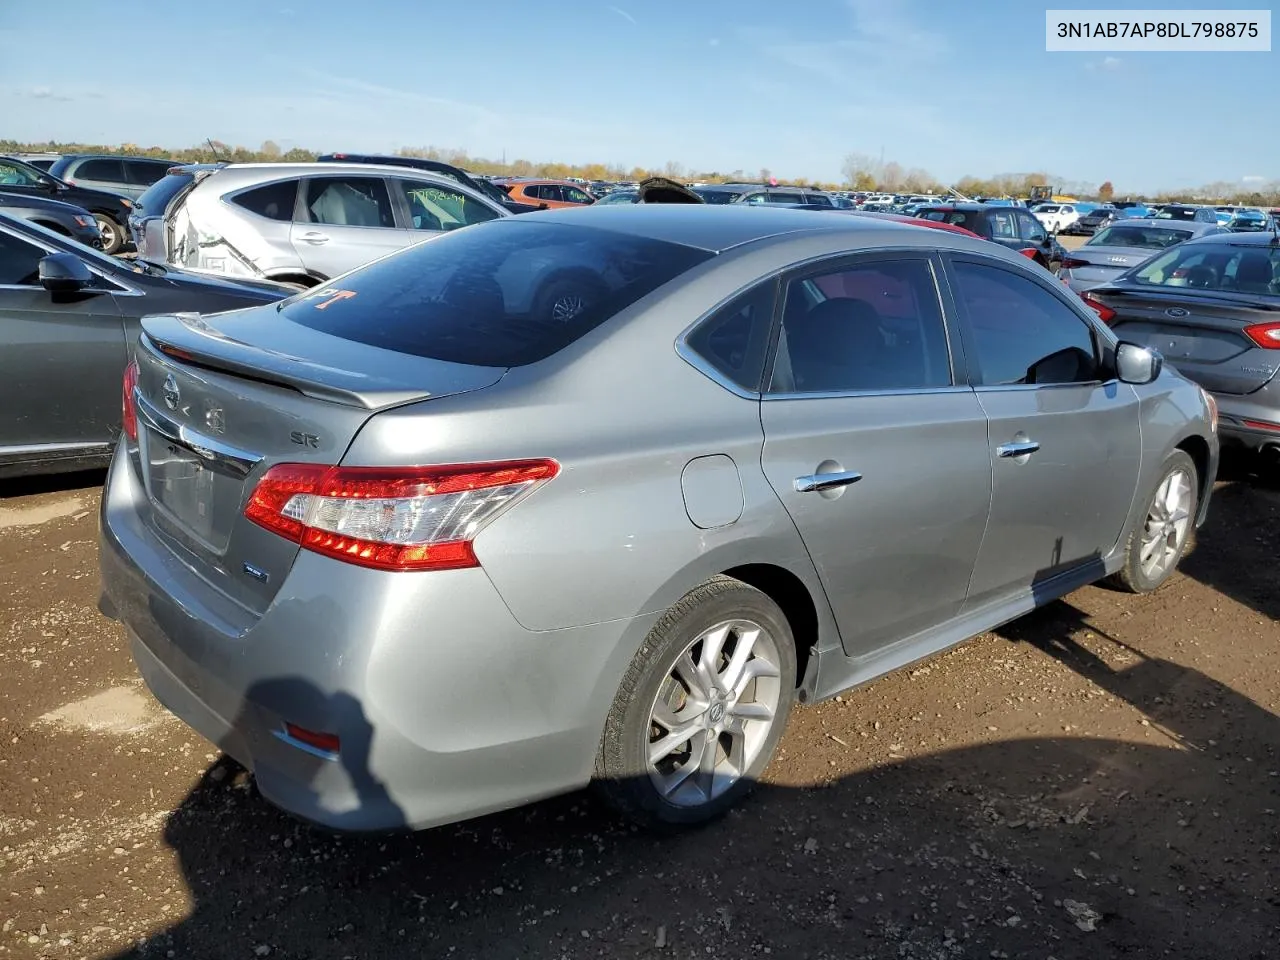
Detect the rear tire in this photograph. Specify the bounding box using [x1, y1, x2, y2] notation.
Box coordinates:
[1110, 450, 1198, 594]
[594, 576, 797, 830]
[95, 214, 124, 255]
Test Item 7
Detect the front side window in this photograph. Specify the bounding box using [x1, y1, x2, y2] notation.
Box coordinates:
[397, 179, 500, 231]
[303, 177, 394, 227]
[769, 258, 951, 394]
[0, 229, 46, 285]
[563, 186, 592, 204]
[280, 221, 713, 367]
[951, 260, 1099, 386]
[1017, 212, 1047, 242]
[765, 192, 803, 204]
[0, 161, 44, 187]
[231, 180, 298, 222]
[685, 282, 776, 392]
[126, 160, 171, 187]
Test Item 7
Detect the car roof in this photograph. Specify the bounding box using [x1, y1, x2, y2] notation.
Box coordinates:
[1181, 228, 1280, 247]
[201, 162, 477, 192]
[515, 203, 993, 255]
[54, 153, 173, 162]
[916, 203, 990, 212]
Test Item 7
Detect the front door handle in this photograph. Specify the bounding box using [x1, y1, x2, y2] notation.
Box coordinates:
[997, 440, 1041, 458]
[299, 232, 330, 244]
[794, 470, 862, 493]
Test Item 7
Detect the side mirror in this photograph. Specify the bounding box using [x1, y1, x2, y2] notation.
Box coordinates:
[538, 203, 549, 210]
[1115, 341, 1162, 385]
[38, 252, 94, 293]
[37, 175, 58, 192]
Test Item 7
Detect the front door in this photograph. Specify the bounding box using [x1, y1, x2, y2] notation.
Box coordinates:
[0, 227, 127, 457]
[291, 175, 408, 279]
[759, 253, 992, 657]
[945, 255, 1142, 610]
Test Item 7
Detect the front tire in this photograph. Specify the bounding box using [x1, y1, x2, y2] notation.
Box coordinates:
[1110, 450, 1198, 594]
[594, 576, 797, 830]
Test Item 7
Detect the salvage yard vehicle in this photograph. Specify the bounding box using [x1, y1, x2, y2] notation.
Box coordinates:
[99, 206, 1218, 834]
[1058, 219, 1225, 293]
[0, 191, 102, 247]
[164, 162, 509, 288]
[0, 155, 134, 254]
[0, 212, 288, 478]
[1081, 229, 1280, 464]
[914, 203, 1067, 273]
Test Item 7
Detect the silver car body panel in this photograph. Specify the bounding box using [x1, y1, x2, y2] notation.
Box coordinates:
[99, 207, 1219, 830]
[166, 162, 508, 283]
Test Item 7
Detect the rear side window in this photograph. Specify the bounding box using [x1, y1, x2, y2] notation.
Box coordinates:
[125, 160, 170, 187]
[280, 221, 714, 367]
[303, 177, 394, 227]
[231, 180, 298, 221]
[0, 229, 45, 285]
[684, 281, 776, 392]
[769, 258, 951, 394]
[76, 157, 125, 182]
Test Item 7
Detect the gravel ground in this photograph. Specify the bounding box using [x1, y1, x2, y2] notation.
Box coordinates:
[1, 456, 1277, 960]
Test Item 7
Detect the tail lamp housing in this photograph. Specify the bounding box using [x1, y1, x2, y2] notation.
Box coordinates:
[121, 360, 139, 442]
[244, 459, 559, 571]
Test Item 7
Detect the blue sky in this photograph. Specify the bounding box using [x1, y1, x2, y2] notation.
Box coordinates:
[0, 0, 1274, 192]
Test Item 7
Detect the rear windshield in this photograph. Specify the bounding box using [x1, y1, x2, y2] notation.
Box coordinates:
[692, 188, 741, 204]
[1129, 242, 1280, 295]
[917, 209, 974, 229]
[1155, 208, 1197, 221]
[280, 221, 714, 366]
[133, 172, 194, 216]
[1089, 224, 1192, 249]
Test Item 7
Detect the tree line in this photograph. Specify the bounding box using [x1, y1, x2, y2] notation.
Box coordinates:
[2, 139, 1276, 205]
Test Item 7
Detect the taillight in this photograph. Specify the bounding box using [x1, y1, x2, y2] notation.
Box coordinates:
[1242, 321, 1280, 349]
[1080, 292, 1116, 325]
[121, 360, 139, 442]
[1202, 389, 1218, 433]
[244, 459, 559, 571]
[1060, 257, 1090, 270]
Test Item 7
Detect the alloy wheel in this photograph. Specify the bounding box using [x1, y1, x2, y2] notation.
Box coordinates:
[1139, 468, 1193, 580]
[646, 619, 782, 807]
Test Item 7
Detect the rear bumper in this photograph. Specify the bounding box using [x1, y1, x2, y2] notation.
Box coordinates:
[1207, 380, 1280, 453]
[98, 450, 654, 831]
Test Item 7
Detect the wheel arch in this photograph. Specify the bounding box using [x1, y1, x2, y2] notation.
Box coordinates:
[720, 563, 819, 699]
[1175, 433, 1213, 514]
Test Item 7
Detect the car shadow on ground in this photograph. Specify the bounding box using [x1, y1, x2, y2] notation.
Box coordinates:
[100, 600, 1279, 960]
[0, 469, 106, 500]
[1178, 451, 1280, 621]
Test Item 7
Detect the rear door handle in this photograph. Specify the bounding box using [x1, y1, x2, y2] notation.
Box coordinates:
[997, 440, 1040, 458]
[299, 232, 330, 244]
[794, 470, 862, 493]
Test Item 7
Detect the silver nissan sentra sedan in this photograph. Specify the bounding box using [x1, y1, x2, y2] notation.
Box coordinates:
[98, 206, 1219, 832]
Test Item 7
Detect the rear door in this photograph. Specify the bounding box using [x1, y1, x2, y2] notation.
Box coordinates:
[759, 252, 992, 658]
[945, 255, 1141, 610]
[290, 175, 406, 278]
[0, 225, 127, 459]
[69, 157, 128, 196]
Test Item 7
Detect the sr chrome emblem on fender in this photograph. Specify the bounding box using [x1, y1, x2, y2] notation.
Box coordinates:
[1166, 307, 1190, 318]
[162, 374, 180, 410]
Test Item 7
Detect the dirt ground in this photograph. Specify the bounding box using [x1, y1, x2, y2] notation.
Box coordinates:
[1, 456, 1277, 960]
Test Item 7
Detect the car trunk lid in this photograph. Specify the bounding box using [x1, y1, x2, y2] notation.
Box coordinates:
[1092, 286, 1280, 395]
[1063, 244, 1154, 284]
[132, 308, 506, 615]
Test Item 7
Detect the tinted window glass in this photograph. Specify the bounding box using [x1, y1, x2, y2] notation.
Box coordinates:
[0, 161, 43, 187]
[987, 210, 1018, 239]
[1131, 242, 1280, 295]
[397, 179, 500, 231]
[125, 159, 170, 187]
[770, 258, 951, 394]
[134, 172, 194, 216]
[0, 229, 46, 285]
[952, 261, 1099, 386]
[766, 192, 802, 203]
[1089, 225, 1191, 249]
[685, 281, 776, 392]
[304, 177, 394, 227]
[693, 189, 741, 204]
[281, 221, 714, 367]
[804, 193, 834, 206]
[1017, 212, 1047, 242]
[232, 180, 298, 221]
[76, 158, 125, 182]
